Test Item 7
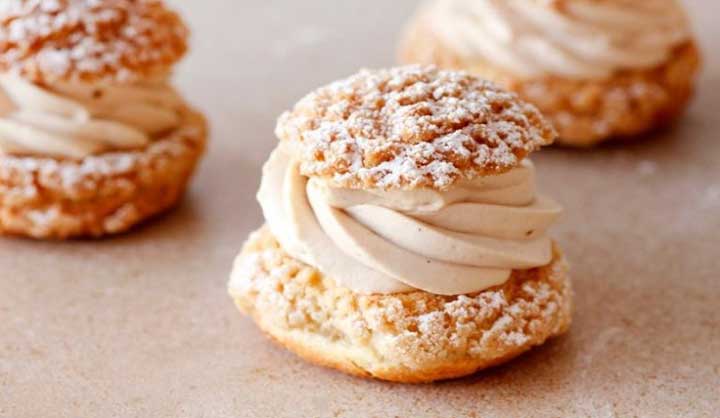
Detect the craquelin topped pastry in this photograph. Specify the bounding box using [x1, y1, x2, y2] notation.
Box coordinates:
[0, 0, 207, 239]
[229, 66, 572, 383]
[399, 0, 701, 146]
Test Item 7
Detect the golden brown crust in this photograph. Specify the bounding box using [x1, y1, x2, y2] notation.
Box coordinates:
[0, 106, 206, 239]
[399, 16, 701, 147]
[229, 226, 573, 383]
[0, 0, 188, 84]
[276, 66, 556, 191]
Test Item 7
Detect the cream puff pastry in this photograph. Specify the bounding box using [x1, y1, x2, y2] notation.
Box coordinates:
[229, 66, 572, 383]
[399, 0, 701, 146]
[0, 0, 207, 239]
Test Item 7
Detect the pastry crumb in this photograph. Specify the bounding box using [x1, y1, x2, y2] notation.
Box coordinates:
[0, 0, 188, 83]
[276, 65, 556, 191]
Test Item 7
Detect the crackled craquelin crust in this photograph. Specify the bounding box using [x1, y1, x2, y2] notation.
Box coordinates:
[0, 0, 188, 84]
[229, 226, 573, 383]
[276, 66, 556, 191]
[0, 106, 206, 239]
[399, 15, 701, 147]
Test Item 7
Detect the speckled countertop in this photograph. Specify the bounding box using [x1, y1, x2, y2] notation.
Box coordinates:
[1, 1, 718, 417]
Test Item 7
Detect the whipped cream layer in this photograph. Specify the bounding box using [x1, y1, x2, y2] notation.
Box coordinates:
[0, 74, 185, 159]
[429, 0, 691, 79]
[257, 147, 562, 296]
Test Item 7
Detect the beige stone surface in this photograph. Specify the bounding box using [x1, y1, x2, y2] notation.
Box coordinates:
[1, 1, 718, 417]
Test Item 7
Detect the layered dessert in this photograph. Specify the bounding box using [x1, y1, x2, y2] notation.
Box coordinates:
[400, 0, 701, 146]
[229, 66, 573, 383]
[0, 0, 207, 238]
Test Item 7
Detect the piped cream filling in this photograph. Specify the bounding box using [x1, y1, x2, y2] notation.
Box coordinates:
[0, 74, 185, 159]
[257, 147, 562, 296]
[429, 0, 691, 79]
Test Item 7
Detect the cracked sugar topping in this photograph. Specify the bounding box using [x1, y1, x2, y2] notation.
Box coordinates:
[0, 0, 188, 83]
[275, 66, 556, 191]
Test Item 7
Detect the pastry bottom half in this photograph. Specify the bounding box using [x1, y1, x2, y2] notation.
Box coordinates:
[399, 17, 701, 147]
[0, 107, 207, 239]
[229, 226, 573, 383]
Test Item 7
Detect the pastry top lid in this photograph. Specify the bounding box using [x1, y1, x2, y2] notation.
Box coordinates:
[0, 0, 188, 84]
[275, 65, 556, 191]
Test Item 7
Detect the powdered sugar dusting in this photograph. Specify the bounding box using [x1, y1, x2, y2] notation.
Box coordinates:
[276, 65, 556, 190]
[0, 108, 206, 238]
[229, 227, 573, 377]
[0, 0, 188, 83]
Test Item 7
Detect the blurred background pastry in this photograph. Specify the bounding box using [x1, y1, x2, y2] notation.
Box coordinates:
[399, 0, 701, 146]
[0, 0, 207, 239]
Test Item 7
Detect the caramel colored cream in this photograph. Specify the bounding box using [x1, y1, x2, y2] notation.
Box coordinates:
[0, 74, 185, 159]
[429, 0, 691, 79]
[257, 147, 562, 296]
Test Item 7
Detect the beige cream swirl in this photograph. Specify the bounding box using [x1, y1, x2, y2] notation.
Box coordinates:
[0, 74, 185, 159]
[255, 147, 562, 296]
[428, 0, 691, 79]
